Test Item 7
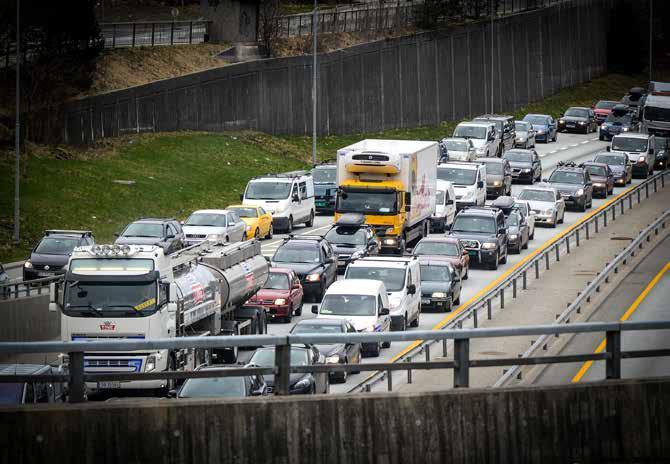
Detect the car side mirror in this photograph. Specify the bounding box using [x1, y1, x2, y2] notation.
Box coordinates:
[239, 193, 244, 202]
[407, 284, 416, 295]
[462, 249, 468, 256]
[606, 146, 611, 152]
[166, 234, 175, 239]
[498, 228, 506, 235]
[292, 194, 300, 202]
[649, 148, 654, 155]
[542, 178, 548, 182]
[447, 199, 454, 205]
[380, 307, 390, 316]
[311, 304, 319, 314]
[167, 389, 177, 398]
[114, 232, 120, 238]
[477, 181, 484, 188]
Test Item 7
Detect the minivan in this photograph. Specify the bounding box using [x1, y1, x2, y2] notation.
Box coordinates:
[437, 162, 487, 209]
[430, 179, 457, 232]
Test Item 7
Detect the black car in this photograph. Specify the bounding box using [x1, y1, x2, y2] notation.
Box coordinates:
[505, 210, 530, 253]
[115, 218, 185, 254]
[653, 136, 668, 170]
[171, 365, 267, 399]
[599, 104, 639, 141]
[544, 162, 593, 212]
[311, 162, 337, 214]
[23, 230, 94, 281]
[474, 114, 516, 154]
[290, 318, 362, 383]
[503, 149, 542, 183]
[271, 235, 337, 301]
[448, 206, 508, 271]
[558, 107, 597, 134]
[324, 214, 379, 274]
[0, 364, 66, 405]
[247, 345, 329, 394]
[418, 257, 462, 312]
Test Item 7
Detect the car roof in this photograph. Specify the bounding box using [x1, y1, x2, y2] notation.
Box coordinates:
[227, 204, 258, 209]
[295, 318, 345, 327]
[566, 106, 590, 111]
[417, 256, 456, 268]
[612, 133, 652, 140]
[443, 137, 471, 143]
[524, 113, 551, 118]
[475, 114, 514, 120]
[476, 157, 504, 163]
[327, 279, 386, 295]
[457, 121, 493, 128]
[134, 217, 175, 224]
[417, 236, 460, 244]
[350, 256, 416, 267]
[456, 207, 500, 217]
[190, 209, 232, 215]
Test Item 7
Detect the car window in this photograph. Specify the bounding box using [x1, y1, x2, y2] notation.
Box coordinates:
[259, 207, 266, 215]
[167, 224, 178, 236]
[299, 182, 308, 200]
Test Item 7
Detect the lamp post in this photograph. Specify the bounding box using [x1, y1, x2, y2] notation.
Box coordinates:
[649, 0, 653, 82]
[311, 0, 318, 166]
[14, 0, 20, 245]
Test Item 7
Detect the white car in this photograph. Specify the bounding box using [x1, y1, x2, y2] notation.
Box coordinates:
[517, 185, 565, 228]
[514, 121, 536, 148]
[182, 209, 246, 245]
[344, 257, 421, 332]
[453, 121, 500, 158]
[313, 279, 391, 357]
[242, 171, 315, 233]
[441, 137, 477, 162]
[430, 179, 457, 233]
[437, 162, 487, 209]
[514, 200, 536, 240]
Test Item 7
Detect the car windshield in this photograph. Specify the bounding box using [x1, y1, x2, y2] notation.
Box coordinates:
[445, 140, 469, 151]
[311, 167, 336, 183]
[549, 171, 584, 184]
[325, 227, 367, 246]
[34, 237, 79, 255]
[263, 272, 290, 290]
[435, 190, 445, 205]
[250, 348, 310, 367]
[346, 266, 405, 292]
[654, 138, 668, 150]
[230, 208, 258, 218]
[612, 136, 648, 153]
[585, 165, 607, 177]
[273, 244, 320, 263]
[594, 154, 626, 166]
[454, 125, 486, 139]
[437, 166, 477, 185]
[64, 280, 158, 317]
[292, 323, 345, 334]
[245, 181, 292, 200]
[644, 105, 670, 122]
[122, 223, 164, 238]
[0, 383, 23, 405]
[419, 264, 452, 282]
[451, 216, 495, 234]
[523, 115, 549, 125]
[595, 101, 617, 110]
[185, 213, 227, 227]
[178, 375, 247, 398]
[320, 294, 377, 316]
[484, 162, 503, 175]
[504, 151, 532, 162]
[337, 190, 397, 214]
[413, 241, 458, 256]
[518, 189, 554, 202]
[564, 108, 589, 118]
[515, 122, 530, 132]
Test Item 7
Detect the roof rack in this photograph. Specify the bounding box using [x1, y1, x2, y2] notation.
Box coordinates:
[252, 170, 311, 180]
[459, 205, 501, 214]
[45, 229, 93, 237]
[283, 235, 324, 242]
[556, 161, 579, 168]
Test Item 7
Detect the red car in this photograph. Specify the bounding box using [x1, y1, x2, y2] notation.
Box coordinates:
[246, 268, 304, 323]
[592, 100, 618, 124]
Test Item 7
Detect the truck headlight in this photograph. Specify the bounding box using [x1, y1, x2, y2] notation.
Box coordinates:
[537, 130, 545, 135]
[145, 355, 156, 372]
[594, 182, 604, 187]
[325, 355, 340, 364]
[544, 208, 554, 215]
[274, 298, 287, 305]
[24, 261, 33, 269]
[431, 292, 447, 298]
[481, 242, 497, 249]
[575, 189, 584, 196]
[306, 273, 321, 282]
[383, 238, 397, 246]
[493, 180, 502, 187]
[462, 190, 475, 200]
[638, 155, 646, 163]
[476, 147, 486, 154]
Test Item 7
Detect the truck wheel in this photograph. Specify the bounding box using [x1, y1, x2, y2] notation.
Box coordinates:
[368, 343, 380, 357]
[305, 210, 314, 227]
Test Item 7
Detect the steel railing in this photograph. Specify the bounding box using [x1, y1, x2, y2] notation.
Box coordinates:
[99, 20, 211, 48]
[0, 274, 61, 300]
[1, 320, 670, 403]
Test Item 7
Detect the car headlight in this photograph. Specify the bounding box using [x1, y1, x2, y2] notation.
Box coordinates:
[638, 155, 646, 163]
[274, 298, 287, 305]
[350, 250, 365, 260]
[293, 378, 312, 390]
[325, 355, 340, 364]
[306, 273, 321, 282]
[493, 180, 502, 187]
[462, 190, 475, 200]
[206, 233, 222, 240]
[145, 355, 156, 373]
[559, 119, 564, 124]
[24, 261, 33, 269]
[431, 292, 447, 298]
[537, 129, 545, 135]
[544, 208, 555, 215]
[509, 234, 518, 240]
[575, 189, 584, 196]
[522, 168, 531, 173]
[481, 242, 497, 249]
[518, 137, 526, 142]
[622, 127, 629, 132]
[594, 182, 604, 187]
[578, 121, 586, 125]
[601, 124, 607, 129]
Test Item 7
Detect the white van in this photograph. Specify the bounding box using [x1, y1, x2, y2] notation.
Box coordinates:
[344, 257, 421, 331]
[313, 279, 391, 357]
[242, 171, 315, 233]
[430, 179, 456, 232]
[453, 121, 500, 158]
[437, 162, 487, 209]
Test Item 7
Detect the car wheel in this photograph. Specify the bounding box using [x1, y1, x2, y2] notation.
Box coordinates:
[285, 307, 293, 323]
[453, 294, 460, 306]
[266, 224, 273, 240]
[305, 210, 314, 228]
[294, 304, 302, 317]
[398, 316, 407, 332]
[599, 134, 604, 141]
[487, 253, 499, 270]
[382, 339, 391, 349]
[553, 133, 557, 142]
[254, 228, 260, 240]
[530, 229, 535, 240]
[500, 250, 507, 264]
[410, 311, 420, 328]
[338, 363, 348, 383]
[579, 201, 587, 212]
[287, 217, 293, 233]
[522, 234, 529, 249]
[551, 213, 557, 228]
[463, 266, 469, 280]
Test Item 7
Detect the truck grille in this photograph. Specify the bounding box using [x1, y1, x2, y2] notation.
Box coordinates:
[352, 154, 389, 162]
[84, 358, 143, 373]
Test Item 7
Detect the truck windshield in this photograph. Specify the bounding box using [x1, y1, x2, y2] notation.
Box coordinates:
[336, 190, 397, 214]
[437, 167, 477, 186]
[245, 181, 291, 200]
[63, 280, 158, 317]
[644, 106, 670, 122]
[346, 267, 405, 291]
[319, 294, 376, 316]
[612, 137, 648, 153]
[311, 168, 336, 183]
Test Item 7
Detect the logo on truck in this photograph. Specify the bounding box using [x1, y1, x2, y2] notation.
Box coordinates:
[100, 321, 116, 331]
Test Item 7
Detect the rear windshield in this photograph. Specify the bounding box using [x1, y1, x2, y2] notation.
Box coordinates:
[594, 154, 626, 166]
[419, 265, 453, 282]
[549, 171, 584, 184]
[584, 165, 607, 177]
[595, 101, 617, 110]
[518, 189, 554, 202]
[454, 125, 486, 139]
[451, 216, 496, 234]
[503, 151, 532, 162]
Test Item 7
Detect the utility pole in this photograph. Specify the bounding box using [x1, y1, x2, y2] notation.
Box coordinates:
[490, 0, 494, 114]
[649, 0, 653, 82]
[311, 0, 318, 166]
[14, 0, 20, 245]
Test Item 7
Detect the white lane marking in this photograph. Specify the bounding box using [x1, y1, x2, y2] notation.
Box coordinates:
[548, 150, 557, 154]
[591, 137, 598, 141]
[559, 147, 568, 151]
[569, 144, 579, 148]
[581, 141, 589, 144]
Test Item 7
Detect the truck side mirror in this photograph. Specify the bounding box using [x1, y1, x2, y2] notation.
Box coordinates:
[311, 304, 319, 314]
[404, 192, 412, 207]
[477, 180, 484, 188]
[380, 307, 390, 316]
[292, 194, 300, 202]
[169, 284, 177, 303]
[407, 284, 416, 295]
[606, 146, 611, 152]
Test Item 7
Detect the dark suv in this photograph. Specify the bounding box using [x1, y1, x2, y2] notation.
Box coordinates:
[558, 107, 597, 134]
[543, 162, 593, 212]
[115, 218, 185, 254]
[324, 214, 379, 273]
[474, 114, 516, 154]
[271, 235, 338, 301]
[311, 162, 337, 214]
[24, 230, 94, 281]
[449, 207, 508, 271]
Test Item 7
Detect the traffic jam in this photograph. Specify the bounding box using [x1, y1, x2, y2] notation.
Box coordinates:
[2, 82, 669, 403]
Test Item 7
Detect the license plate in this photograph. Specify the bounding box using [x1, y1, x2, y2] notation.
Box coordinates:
[97, 381, 120, 389]
[37, 271, 54, 277]
[421, 299, 431, 304]
[468, 250, 477, 256]
[316, 201, 326, 207]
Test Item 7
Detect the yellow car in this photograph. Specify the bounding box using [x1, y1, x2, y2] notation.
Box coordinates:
[227, 205, 273, 240]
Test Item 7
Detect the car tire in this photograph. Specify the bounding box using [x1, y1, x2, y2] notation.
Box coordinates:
[463, 267, 469, 280]
[487, 253, 499, 270]
[382, 339, 391, 349]
[500, 250, 507, 264]
[285, 307, 292, 324]
[453, 295, 460, 306]
[254, 228, 260, 240]
[523, 235, 529, 249]
[398, 316, 407, 332]
[294, 304, 302, 317]
[266, 224, 273, 240]
[410, 311, 420, 328]
[368, 342, 380, 357]
[599, 134, 604, 141]
[305, 211, 314, 228]
[550, 213, 557, 228]
[552, 133, 557, 142]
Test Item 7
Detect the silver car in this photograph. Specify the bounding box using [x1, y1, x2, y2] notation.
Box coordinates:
[514, 121, 536, 148]
[182, 209, 246, 245]
[514, 200, 536, 240]
[516, 185, 565, 228]
[441, 137, 477, 162]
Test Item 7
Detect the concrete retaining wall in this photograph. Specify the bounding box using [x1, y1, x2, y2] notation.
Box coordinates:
[0, 295, 56, 344]
[2, 377, 669, 463]
[62, 0, 610, 144]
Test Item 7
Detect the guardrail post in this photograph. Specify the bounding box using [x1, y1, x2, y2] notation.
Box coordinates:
[565, 236, 570, 254]
[487, 299, 492, 319]
[189, 21, 193, 44]
[606, 330, 621, 380]
[442, 339, 448, 357]
[522, 270, 527, 290]
[425, 344, 431, 362]
[406, 358, 412, 384]
[595, 215, 599, 233]
[275, 343, 291, 395]
[555, 244, 560, 262]
[170, 21, 175, 45]
[499, 288, 504, 309]
[453, 338, 470, 388]
[612, 204, 616, 220]
[151, 23, 155, 46]
[512, 278, 517, 298]
[112, 24, 116, 47]
[604, 210, 608, 227]
[637, 189, 641, 203]
[653, 178, 657, 193]
[545, 252, 550, 270]
[68, 352, 86, 403]
[535, 260, 540, 278]
[387, 370, 393, 391]
[645, 183, 649, 198]
[576, 229, 580, 247]
[473, 306, 478, 327]
[620, 200, 624, 215]
[662, 174, 665, 188]
[628, 195, 633, 210]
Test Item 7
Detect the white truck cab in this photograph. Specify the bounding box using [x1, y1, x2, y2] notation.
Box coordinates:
[313, 279, 391, 357]
[437, 162, 487, 209]
[344, 256, 421, 331]
[242, 171, 315, 233]
[430, 179, 457, 232]
[610, 133, 656, 179]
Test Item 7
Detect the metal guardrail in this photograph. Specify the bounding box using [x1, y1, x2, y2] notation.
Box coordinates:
[1, 320, 669, 403]
[0, 274, 61, 300]
[99, 20, 210, 48]
[350, 169, 670, 392]
[494, 208, 670, 387]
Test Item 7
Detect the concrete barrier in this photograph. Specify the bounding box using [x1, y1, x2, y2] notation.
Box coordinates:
[0, 294, 56, 345]
[1, 377, 669, 463]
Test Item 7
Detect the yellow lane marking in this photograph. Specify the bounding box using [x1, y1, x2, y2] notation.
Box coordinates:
[571, 261, 670, 383]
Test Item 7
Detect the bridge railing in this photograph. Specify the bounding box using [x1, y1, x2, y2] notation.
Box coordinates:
[1, 320, 670, 403]
[0, 274, 61, 300]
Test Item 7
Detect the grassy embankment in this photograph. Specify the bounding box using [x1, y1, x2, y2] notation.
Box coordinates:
[0, 73, 640, 262]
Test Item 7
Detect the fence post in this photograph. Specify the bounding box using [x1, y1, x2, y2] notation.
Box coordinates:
[189, 21, 193, 44]
[151, 23, 155, 46]
[453, 338, 470, 388]
[605, 330, 621, 380]
[132, 23, 136, 47]
[112, 24, 117, 48]
[68, 352, 86, 403]
[274, 343, 291, 395]
[171, 21, 175, 45]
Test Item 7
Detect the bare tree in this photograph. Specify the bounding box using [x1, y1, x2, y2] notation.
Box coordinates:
[258, 0, 282, 56]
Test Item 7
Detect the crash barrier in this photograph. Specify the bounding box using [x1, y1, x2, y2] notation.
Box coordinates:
[0, 274, 60, 300]
[351, 169, 670, 392]
[1, 320, 670, 403]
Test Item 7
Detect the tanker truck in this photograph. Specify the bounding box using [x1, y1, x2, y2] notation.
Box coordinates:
[48, 240, 268, 392]
[335, 139, 438, 254]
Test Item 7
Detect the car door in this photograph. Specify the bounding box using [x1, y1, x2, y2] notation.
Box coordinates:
[290, 272, 303, 306]
[451, 266, 462, 301]
[232, 212, 247, 241]
[322, 242, 337, 286]
[532, 151, 542, 180]
[445, 187, 456, 227]
[298, 181, 310, 222]
[259, 207, 271, 236]
[583, 172, 593, 201]
[503, 160, 512, 192]
[477, 167, 486, 205]
[166, 223, 181, 253]
[555, 190, 565, 219]
[497, 213, 508, 254]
